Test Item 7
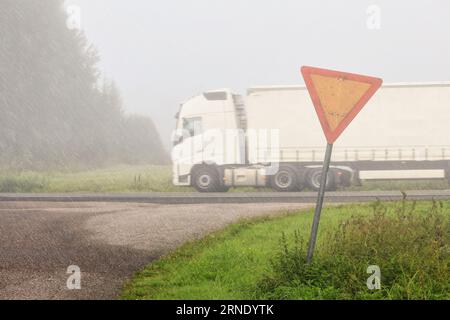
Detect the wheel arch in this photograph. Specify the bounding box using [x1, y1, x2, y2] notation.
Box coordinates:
[190, 163, 227, 193]
[270, 164, 306, 192]
[190, 163, 221, 183]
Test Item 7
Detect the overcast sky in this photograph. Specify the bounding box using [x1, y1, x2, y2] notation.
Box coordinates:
[68, 0, 450, 148]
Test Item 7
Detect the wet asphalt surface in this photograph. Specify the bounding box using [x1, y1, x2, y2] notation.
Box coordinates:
[0, 201, 311, 300]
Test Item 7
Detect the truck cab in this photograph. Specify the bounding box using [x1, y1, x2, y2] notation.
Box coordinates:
[172, 89, 249, 191]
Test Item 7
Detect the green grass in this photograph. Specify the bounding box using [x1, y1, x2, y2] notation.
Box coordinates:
[0, 165, 448, 193]
[0, 165, 190, 193]
[120, 200, 449, 300]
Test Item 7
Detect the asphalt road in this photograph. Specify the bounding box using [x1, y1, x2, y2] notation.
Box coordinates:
[0, 201, 312, 300]
[1, 190, 450, 204]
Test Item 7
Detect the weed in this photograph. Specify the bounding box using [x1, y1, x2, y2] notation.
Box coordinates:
[257, 200, 449, 299]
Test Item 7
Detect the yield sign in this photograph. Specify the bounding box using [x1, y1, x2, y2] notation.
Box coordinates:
[301, 66, 383, 264]
[301, 66, 383, 144]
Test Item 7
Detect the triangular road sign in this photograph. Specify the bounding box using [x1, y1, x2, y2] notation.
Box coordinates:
[301, 66, 383, 144]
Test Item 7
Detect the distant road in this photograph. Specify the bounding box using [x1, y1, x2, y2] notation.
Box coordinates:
[1, 190, 450, 204]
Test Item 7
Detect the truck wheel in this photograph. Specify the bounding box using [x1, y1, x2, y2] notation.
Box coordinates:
[192, 167, 222, 193]
[306, 168, 336, 191]
[271, 166, 302, 192]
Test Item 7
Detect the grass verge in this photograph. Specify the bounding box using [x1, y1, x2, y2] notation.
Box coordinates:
[121, 200, 449, 300]
[0, 165, 190, 193]
[0, 165, 448, 193]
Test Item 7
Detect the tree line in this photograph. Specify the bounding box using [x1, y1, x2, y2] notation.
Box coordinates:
[0, 0, 169, 170]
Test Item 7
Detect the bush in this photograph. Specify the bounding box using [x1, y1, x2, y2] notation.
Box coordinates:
[257, 199, 449, 300]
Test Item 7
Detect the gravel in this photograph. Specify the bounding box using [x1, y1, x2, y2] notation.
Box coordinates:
[0, 201, 312, 300]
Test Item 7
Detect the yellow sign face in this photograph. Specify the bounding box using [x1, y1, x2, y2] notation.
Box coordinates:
[301, 66, 383, 143]
[310, 74, 372, 131]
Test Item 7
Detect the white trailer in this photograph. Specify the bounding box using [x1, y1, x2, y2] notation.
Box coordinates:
[172, 82, 450, 192]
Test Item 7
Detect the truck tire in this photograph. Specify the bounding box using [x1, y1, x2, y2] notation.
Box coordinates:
[192, 166, 222, 193]
[306, 168, 336, 191]
[270, 166, 303, 192]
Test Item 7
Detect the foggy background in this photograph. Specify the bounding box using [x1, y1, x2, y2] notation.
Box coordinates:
[0, 0, 169, 170]
[1, 0, 449, 171]
[69, 0, 450, 148]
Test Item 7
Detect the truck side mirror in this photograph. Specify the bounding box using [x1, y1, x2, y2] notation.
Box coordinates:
[172, 133, 184, 146]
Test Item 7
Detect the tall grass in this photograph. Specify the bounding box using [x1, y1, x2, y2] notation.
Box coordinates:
[0, 173, 49, 192]
[257, 199, 449, 300]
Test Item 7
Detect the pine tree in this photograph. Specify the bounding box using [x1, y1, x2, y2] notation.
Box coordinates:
[0, 0, 168, 169]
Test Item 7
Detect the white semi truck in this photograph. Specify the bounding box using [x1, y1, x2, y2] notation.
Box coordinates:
[172, 82, 450, 192]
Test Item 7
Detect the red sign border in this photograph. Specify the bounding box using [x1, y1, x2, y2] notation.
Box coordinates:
[301, 66, 383, 144]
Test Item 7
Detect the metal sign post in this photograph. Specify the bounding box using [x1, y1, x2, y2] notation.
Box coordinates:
[306, 143, 333, 263]
[301, 66, 383, 264]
